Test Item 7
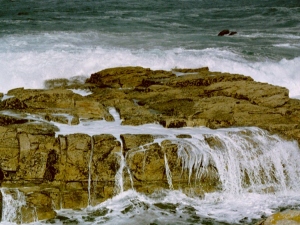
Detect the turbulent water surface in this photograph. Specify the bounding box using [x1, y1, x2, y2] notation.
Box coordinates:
[0, 0, 299, 95]
[1, 0, 300, 224]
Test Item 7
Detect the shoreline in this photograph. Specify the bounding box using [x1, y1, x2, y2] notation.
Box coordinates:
[0, 66, 300, 223]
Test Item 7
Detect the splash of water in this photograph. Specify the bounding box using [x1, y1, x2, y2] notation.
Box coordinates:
[164, 153, 174, 190]
[161, 128, 300, 194]
[0, 188, 27, 223]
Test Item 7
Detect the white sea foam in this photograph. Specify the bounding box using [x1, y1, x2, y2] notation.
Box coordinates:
[240, 33, 300, 40]
[273, 43, 300, 49]
[1, 109, 300, 224]
[27, 189, 300, 225]
[0, 33, 300, 97]
[68, 89, 92, 96]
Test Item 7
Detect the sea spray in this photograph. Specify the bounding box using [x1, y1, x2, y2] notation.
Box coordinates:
[114, 152, 126, 194]
[0, 188, 27, 223]
[159, 128, 300, 194]
[164, 153, 174, 190]
[1, 44, 299, 96]
[114, 152, 134, 195]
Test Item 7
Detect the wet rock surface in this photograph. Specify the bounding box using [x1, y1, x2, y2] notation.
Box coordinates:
[2, 66, 296, 140]
[1, 66, 300, 222]
[256, 210, 300, 225]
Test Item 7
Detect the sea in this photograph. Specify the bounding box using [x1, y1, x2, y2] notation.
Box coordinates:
[0, 0, 300, 224]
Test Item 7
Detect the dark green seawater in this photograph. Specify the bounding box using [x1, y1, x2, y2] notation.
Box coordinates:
[0, 0, 299, 95]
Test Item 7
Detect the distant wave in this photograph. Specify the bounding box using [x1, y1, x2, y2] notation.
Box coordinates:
[0, 45, 299, 97]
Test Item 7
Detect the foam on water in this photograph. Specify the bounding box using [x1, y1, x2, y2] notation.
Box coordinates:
[0, 189, 28, 224]
[0, 32, 300, 97]
[52, 110, 300, 224]
[1, 109, 300, 224]
[68, 89, 92, 96]
[22, 189, 300, 225]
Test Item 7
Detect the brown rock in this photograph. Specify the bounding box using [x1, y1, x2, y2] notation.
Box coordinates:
[172, 67, 209, 73]
[0, 97, 27, 109]
[1, 66, 300, 223]
[127, 143, 165, 182]
[62, 191, 88, 209]
[205, 80, 289, 107]
[16, 131, 56, 180]
[167, 72, 253, 87]
[120, 134, 154, 152]
[0, 126, 19, 171]
[161, 140, 219, 192]
[92, 134, 120, 181]
[75, 99, 113, 121]
[24, 192, 56, 222]
[64, 133, 91, 181]
[257, 210, 300, 225]
[86, 66, 175, 88]
[89, 134, 121, 205]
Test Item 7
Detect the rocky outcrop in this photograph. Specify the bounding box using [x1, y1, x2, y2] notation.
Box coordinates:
[256, 210, 300, 225]
[218, 29, 230, 36]
[1, 66, 300, 222]
[86, 66, 175, 88]
[1, 66, 298, 140]
[218, 30, 237, 36]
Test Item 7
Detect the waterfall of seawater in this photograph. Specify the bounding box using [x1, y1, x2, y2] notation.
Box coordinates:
[164, 153, 174, 190]
[114, 151, 134, 195]
[8, 108, 298, 224]
[162, 128, 300, 194]
[0, 188, 27, 223]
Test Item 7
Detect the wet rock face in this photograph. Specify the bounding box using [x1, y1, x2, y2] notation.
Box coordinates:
[43, 150, 59, 182]
[0, 66, 298, 140]
[0, 128, 224, 221]
[0, 97, 28, 109]
[256, 210, 300, 225]
[87, 66, 176, 88]
[1, 66, 300, 222]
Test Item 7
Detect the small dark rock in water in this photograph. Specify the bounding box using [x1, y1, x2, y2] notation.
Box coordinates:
[218, 29, 230, 36]
[176, 134, 192, 138]
[229, 31, 237, 35]
[17, 12, 29, 16]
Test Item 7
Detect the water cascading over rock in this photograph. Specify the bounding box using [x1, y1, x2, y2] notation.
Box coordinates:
[1, 67, 300, 223]
[0, 124, 300, 222]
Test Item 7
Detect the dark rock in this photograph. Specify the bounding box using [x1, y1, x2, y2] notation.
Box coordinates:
[43, 150, 59, 182]
[17, 12, 29, 16]
[0, 97, 27, 109]
[0, 114, 28, 126]
[176, 134, 192, 138]
[218, 29, 230, 36]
